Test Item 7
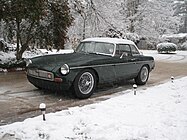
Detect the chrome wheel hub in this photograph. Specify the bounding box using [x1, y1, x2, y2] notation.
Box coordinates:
[78, 72, 94, 95]
[140, 67, 148, 83]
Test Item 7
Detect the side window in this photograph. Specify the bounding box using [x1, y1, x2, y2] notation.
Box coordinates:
[115, 44, 131, 57]
[130, 44, 140, 55]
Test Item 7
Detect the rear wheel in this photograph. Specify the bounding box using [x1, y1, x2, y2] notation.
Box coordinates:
[135, 66, 149, 85]
[73, 69, 97, 99]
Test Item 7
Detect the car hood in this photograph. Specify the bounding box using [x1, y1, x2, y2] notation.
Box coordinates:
[28, 52, 111, 71]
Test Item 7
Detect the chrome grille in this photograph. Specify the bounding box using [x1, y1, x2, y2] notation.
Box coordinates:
[27, 69, 54, 81]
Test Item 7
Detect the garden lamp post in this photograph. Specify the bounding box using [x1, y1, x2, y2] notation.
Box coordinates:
[133, 84, 137, 95]
[39, 103, 46, 121]
[171, 76, 174, 83]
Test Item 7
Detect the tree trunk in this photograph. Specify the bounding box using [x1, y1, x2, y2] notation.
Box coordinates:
[16, 18, 21, 60]
[16, 51, 22, 60]
[129, 19, 135, 33]
[16, 21, 35, 60]
[83, 19, 86, 39]
[17, 44, 28, 60]
[184, 14, 187, 33]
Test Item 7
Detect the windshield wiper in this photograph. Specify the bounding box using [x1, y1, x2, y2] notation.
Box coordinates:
[76, 50, 87, 54]
[88, 52, 98, 55]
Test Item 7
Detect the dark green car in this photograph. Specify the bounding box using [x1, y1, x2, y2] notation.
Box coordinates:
[26, 37, 155, 99]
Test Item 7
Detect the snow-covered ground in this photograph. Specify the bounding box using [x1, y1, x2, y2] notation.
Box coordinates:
[0, 49, 74, 64]
[142, 50, 187, 63]
[22, 49, 74, 63]
[0, 77, 187, 140]
[0, 51, 16, 64]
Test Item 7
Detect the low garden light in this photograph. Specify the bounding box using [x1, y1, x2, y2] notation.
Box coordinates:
[171, 76, 174, 83]
[39, 103, 46, 121]
[133, 84, 137, 95]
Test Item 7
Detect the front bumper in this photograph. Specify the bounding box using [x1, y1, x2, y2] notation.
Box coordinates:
[27, 75, 71, 91]
[27, 69, 55, 81]
[27, 69, 72, 91]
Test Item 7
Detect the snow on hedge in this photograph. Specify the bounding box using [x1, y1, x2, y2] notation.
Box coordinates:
[0, 49, 74, 64]
[157, 42, 177, 49]
[0, 51, 16, 64]
[162, 33, 187, 39]
[157, 42, 177, 53]
[23, 49, 74, 59]
[181, 42, 187, 50]
[0, 38, 17, 51]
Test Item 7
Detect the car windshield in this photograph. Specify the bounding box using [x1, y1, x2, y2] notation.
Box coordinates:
[76, 41, 115, 56]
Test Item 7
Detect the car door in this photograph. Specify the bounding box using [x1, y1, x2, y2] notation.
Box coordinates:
[113, 44, 139, 80]
[129, 44, 143, 72]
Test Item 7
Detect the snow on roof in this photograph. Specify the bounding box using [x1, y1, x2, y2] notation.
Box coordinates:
[162, 33, 187, 39]
[156, 42, 177, 49]
[82, 37, 135, 45]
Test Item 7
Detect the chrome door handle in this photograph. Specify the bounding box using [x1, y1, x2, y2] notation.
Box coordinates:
[130, 58, 136, 61]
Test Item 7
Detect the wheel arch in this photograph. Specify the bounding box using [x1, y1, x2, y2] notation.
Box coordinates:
[135, 64, 150, 85]
[142, 64, 150, 72]
[90, 68, 99, 83]
[72, 68, 98, 99]
[72, 68, 99, 85]
[83, 68, 99, 85]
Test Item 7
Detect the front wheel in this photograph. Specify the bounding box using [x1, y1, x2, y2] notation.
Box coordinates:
[73, 69, 97, 99]
[135, 66, 149, 85]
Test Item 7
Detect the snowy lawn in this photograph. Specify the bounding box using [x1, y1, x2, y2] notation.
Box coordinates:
[0, 77, 187, 140]
[0, 49, 74, 63]
[0, 51, 16, 64]
[0, 49, 74, 71]
[142, 50, 187, 63]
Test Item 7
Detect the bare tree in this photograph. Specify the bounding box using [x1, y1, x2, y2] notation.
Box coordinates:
[175, 0, 187, 32]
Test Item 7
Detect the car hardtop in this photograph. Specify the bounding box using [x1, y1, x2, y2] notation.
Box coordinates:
[81, 37, 136, 45]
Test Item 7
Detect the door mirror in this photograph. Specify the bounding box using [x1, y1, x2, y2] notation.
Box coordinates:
[120, 52, 128, 59]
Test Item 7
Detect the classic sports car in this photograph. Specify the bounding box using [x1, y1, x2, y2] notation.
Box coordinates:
[26, 37, 155, 99]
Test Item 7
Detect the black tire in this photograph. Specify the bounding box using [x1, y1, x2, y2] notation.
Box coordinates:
[135, 66, 149, 85]
[33, 84, 42, 90]
[73, 69, 97, 99]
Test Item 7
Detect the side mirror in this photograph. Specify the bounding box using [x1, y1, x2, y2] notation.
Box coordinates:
[140, 51, 143, 55]
[72, 48, 76, 52]
[120, 52, 128, 59]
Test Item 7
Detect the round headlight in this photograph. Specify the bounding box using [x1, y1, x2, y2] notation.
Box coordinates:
[60, 64, 69, 75]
